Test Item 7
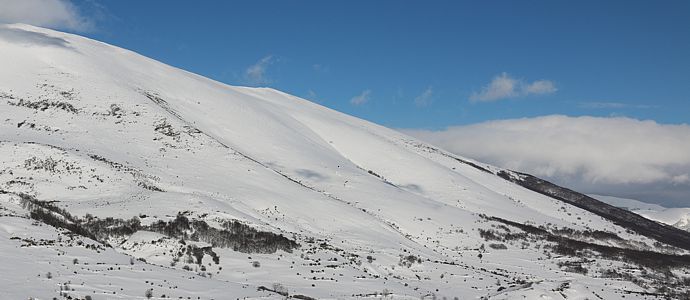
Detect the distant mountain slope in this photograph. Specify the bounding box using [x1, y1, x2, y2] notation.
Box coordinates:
[494, 170, 690, 250]
[1, 24, 689, 299]
[593, 195, 690, 231]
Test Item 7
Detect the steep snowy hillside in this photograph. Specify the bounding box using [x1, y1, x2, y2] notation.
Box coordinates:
[1, 24, 689, 300]
[593, 195, 690, 232]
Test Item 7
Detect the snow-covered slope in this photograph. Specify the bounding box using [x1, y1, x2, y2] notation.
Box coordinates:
[593, 195, 690, 231]
[1, 24, 689, 300]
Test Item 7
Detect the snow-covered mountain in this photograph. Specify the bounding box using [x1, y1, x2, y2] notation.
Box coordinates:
[1, 24, 689, 300]
[593, 195, 690, 232]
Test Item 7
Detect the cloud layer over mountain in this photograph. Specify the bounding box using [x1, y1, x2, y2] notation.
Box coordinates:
[404, 115, 690, 207]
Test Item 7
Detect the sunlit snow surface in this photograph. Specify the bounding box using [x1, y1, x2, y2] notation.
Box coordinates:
[0, 24, 687, 299]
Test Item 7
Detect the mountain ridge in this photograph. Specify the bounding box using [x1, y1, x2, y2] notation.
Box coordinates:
[1, 23, 689, 299]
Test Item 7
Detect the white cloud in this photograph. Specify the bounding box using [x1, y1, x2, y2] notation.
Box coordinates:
[350, 89, 371, 106]
[414, 87, 434, 107]
[403, 115, 690, 206]
[470, 72, 557, 102]
[579, 102, 657, 109]
[244, 55, 274, 85]
[470, 73, 518, 102]
[524, 80, 557, 94]
[0, 0, 93, 31]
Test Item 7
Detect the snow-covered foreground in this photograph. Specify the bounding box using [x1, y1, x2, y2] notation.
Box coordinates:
[1, 24, 689, 299]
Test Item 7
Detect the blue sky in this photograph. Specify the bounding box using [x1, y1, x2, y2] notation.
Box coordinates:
[67, 0, 689, 129]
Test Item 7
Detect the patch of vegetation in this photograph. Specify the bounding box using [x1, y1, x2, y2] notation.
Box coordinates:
[488, 243, 507, 250]
[137, 181, 164, 192]
[148, 213, 299, 253]
[496, 170, 690, 252]
[367, 170, 382, 179]
[16, 120, 58, 132]
[477, 213, 690, 296]
[24, 156, 80, 174]
[483, 215, 690, 269]
[106, 104, 124, 118]
[557, 260, 588, 275]
[16, 192, 298, 256]
[257, 283, 288, 297]
[153, 119, 180, 140]
[8, 98, 78, 113]
[398, 254, 422, 268]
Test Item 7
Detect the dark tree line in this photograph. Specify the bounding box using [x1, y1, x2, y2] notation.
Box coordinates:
[16, 192, 299, 255]
[148, 214, 299, 253]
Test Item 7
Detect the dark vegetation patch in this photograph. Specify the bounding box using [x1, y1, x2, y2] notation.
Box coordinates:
[19, 193, 100, 242]
[290, 295, 317, 300]
[153, 119, 180, 139]
[105, 104, 125, 118]
[496, 170, 690, 252]
[12, 191, 299, 255]
[6, 179, 32, 186]
[16, 120, 59, 132]
[488, 243, 508, 250]
[8, 98, 78, 113]
[24, 156, 80, 174]
[0, 92, 15, 100]
[3, 85, 79, 114]
[148, 214, 299, 253]
[258, 283, 316, 299]
[481, 214, 690, 269]
[257, 285, 288, 297]
[141, 91, 183, 120]
[367, 170, 382, 179]
[88, 154, 137, 173]
[398, 254, 422, 268]
[478, 214, 690, 298]
[172, 244, 219, 266]
[354, 166, 397, 188]
[550, 227, 623, 242]
[137, 181, 164, 192]
[556, 260, 589, 275]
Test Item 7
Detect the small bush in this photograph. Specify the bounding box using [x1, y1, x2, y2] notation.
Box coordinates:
[489, 243, 507, 250]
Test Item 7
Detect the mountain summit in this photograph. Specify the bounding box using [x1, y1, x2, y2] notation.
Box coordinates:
[1, 24, 689, 299]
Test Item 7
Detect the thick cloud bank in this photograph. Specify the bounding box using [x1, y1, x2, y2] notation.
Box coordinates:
[404, 115, 690, 207]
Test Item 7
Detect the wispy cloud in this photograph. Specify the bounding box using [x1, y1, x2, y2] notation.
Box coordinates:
[414, 87, 434, 107]
[578, 101, 657, 109]
[350, 89, 371, 106]
[312, 64, 329, 73]
[244, 55, 274, 85]
[524, 80, 557, 95]
[470, 72, 556, 102]
[0, 0, 94, 32]
[306, 89, 317, 99]
[403, 115, 690, 206]
[304, 89, 320, 102]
